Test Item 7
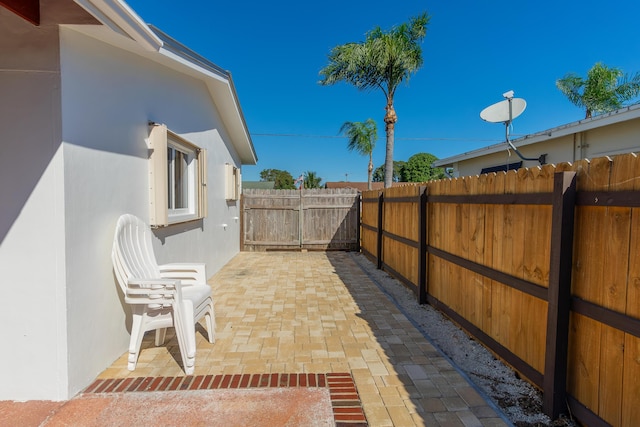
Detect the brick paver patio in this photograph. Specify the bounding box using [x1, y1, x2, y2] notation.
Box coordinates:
[97, 251, 510, 426]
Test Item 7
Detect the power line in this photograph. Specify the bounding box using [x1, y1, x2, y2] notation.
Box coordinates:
[250, 132, 503, 142]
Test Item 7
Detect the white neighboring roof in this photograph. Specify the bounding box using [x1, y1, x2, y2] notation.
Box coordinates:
[434, 103, 640, 167]
[72, 0, 257, 165]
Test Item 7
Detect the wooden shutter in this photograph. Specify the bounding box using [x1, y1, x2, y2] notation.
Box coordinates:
[148, 124, 168, 227]
[198, 148, 208, 218]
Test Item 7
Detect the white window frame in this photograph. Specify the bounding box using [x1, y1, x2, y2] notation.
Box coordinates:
[148, 123, 207, 227]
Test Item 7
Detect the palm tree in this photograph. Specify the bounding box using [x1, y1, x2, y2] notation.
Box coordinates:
[556, 62, 640, 118]
[319, 13, 430, 188]
[303, 171, 322, 189]
[339, 119, 378, 190]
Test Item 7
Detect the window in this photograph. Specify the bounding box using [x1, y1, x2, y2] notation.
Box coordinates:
[148, 123, 207, 227]
[480, 161, 522, 174]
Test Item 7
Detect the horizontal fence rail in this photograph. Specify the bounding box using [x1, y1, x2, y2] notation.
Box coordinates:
[361, 153, 640, 427]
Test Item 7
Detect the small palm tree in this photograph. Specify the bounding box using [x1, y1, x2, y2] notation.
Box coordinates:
[340, 119, 378, 190]
[319, 13, 430, 188]
[303, 171, 322, 189]
[556, 62, 640, 118]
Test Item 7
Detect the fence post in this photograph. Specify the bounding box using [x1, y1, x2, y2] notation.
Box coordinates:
[543, 171, 576, 419]
[418, 186, 428, 304]
[299, 187, 303, 248]
[377, 192, 384, 269]
[356, 194, 361, 252]
[240, 194, 245, 251]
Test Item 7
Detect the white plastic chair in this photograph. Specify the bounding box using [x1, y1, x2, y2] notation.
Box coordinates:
[112, 214, 215, 375]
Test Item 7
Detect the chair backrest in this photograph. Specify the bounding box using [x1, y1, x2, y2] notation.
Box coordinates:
[112, 214, 161, 294]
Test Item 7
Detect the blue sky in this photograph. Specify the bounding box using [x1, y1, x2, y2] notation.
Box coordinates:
[127, 0, 640, 183]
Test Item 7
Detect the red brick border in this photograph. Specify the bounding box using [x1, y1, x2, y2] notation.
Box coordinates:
[84, 373, 367, 426]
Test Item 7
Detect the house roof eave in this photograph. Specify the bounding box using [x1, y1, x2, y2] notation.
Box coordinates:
[73, 0, 161, 51]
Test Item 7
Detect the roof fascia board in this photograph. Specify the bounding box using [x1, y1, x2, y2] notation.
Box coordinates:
[225, 74, 257, 164]
[209, 81, 257, 165]
[73, 0, 161, 51]
[434, 104, 640, 167]
[150, 25, 229, 81]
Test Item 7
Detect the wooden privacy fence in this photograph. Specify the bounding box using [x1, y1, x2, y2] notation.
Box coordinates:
[361, 153, 640, 427]
[242, 188, 360, 251]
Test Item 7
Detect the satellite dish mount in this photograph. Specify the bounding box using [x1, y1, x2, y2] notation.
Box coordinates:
[480, 91, 546, 165]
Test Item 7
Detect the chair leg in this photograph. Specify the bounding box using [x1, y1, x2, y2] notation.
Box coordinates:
[205, 300, 216, 344]
[128, 313, 146, 371]
[155, 328, 167, 346]
[173, 300, 196, 375]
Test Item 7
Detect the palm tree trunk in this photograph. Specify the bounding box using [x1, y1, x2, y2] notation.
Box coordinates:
[367, 153, 373, 190]
[383, 101, 397, 188]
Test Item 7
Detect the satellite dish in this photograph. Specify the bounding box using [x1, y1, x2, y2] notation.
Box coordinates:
[480, 98, 526, 123]
[479, 91, 546, 165]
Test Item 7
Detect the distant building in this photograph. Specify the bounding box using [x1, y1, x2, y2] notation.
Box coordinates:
[434, 104, 640, 177]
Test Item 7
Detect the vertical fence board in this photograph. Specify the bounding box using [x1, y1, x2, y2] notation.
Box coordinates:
[459, 177, 473, 324]
[568, 313, 601, 412]
[466, 176, 484, 328]
[490, 173, 508, 345]
[511, 169, 527, 361]
[524, 166, 552, 287]
[480, 173, 495, 334]
[623, 335, 640, 426]
[599, 324, 624, 425]
[568, 158, 604, 416]
[622, 153, 640, 427]
[572, 157, 614, 420]
[524, 166, 552, 373]
[597, 154, 635, 425]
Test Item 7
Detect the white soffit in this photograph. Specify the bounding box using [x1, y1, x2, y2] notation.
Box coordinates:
[73, 0, 161, 51]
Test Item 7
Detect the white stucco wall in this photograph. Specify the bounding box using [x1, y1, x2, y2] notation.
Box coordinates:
[583, 118, 640, 158]
[0, 9, 69, 401]
[0, 6, 245, 399]
[58, 27, 243, 398]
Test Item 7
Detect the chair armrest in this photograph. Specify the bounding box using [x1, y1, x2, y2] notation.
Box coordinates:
[128, 278, 179, 289]
[159, 263, 207, 285]
[126, 278, 183, 305]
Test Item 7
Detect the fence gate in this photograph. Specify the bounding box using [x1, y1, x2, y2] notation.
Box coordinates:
[241, 188, 360, 251]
